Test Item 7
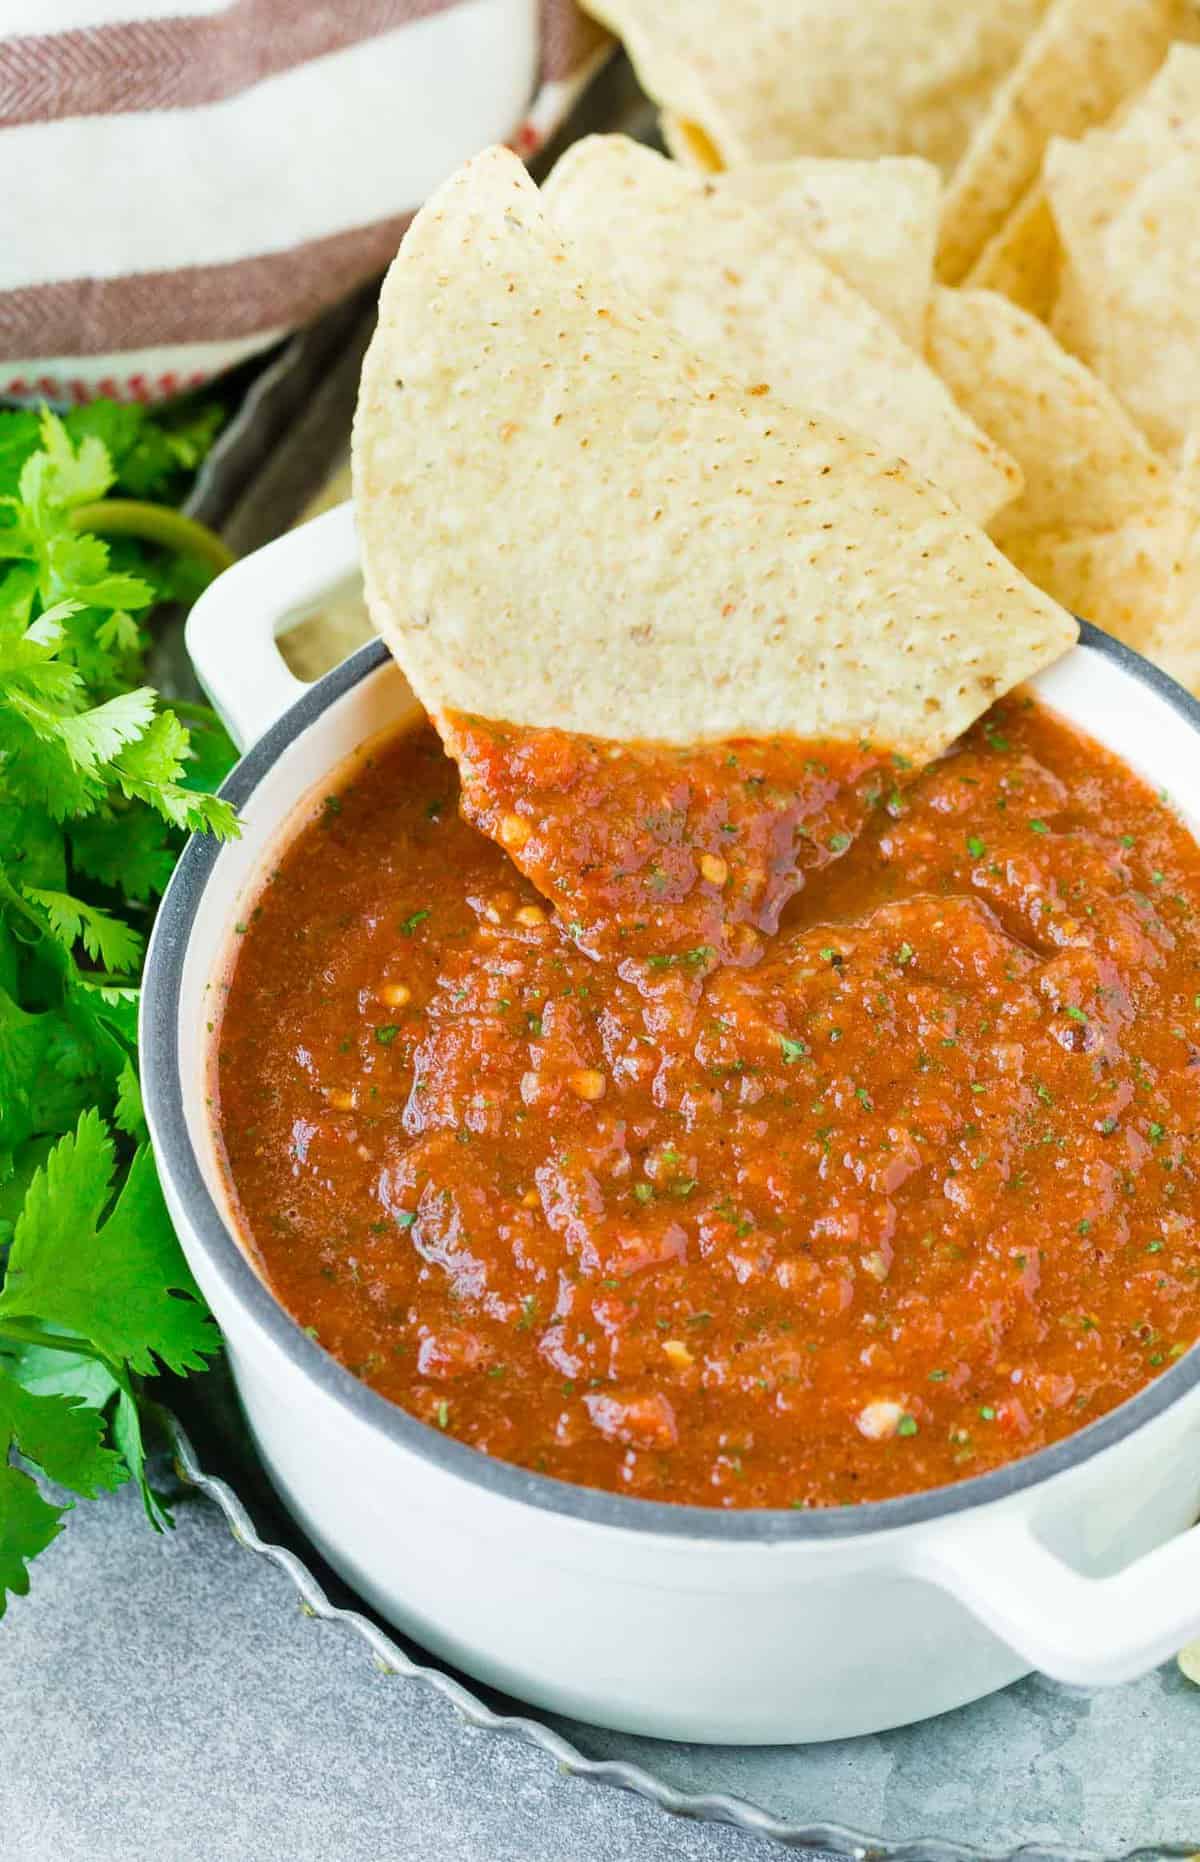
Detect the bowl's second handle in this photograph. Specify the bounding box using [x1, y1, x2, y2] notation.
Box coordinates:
[185, 501, 360, 752]
[913, 1508, 1200, 1686]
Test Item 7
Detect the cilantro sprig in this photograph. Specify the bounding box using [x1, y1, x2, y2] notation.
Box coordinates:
[0, 407, 236, 1617]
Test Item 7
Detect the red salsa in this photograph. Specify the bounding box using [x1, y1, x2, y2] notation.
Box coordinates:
[213, 696, 1200, 1507]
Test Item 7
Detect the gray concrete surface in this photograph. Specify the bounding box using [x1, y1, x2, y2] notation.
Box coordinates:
[2, 1479, 782, 1862]
[8, 1441, 1200, 1861]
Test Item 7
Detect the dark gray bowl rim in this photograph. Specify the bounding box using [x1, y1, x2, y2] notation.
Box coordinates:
[141, 622, 1200, 1543]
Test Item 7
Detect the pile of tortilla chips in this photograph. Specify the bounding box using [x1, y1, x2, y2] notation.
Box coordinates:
[557, 0, 1200, 693]
[297, 2, 1197, 707]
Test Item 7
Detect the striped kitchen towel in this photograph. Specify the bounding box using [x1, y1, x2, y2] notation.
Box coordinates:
[0, 0, 608, 405]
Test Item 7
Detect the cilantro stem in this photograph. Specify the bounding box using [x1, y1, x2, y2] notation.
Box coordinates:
[0, 1318, 111, 1364]
[0, 866, 47, 937]
[0, 868, 129, 984]
[69, 500, 236, 576]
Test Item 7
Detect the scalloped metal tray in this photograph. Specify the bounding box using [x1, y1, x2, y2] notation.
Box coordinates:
[159, 1363, 1200, 1862]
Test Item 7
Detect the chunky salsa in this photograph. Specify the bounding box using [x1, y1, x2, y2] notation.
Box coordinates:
[213, 696, 1200, 1507]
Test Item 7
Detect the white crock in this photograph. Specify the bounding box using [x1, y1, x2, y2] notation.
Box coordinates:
[140, 502, 1200, 1744]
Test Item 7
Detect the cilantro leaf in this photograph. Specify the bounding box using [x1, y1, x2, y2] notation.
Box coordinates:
[63, 403, 147, 480]
[0, 1334, 119, 1409]
[0, 987, 52, 1154]
[0, 1464, 64, 1619]
[0, 1113, 218, 1378]
[0, 401, 231, 1610]
[66, 398, 224, 503]
[0, 1361, 128, 1620]
[0, 410, 43, 502]
[69, 978, 139, 1052]
[0, 1139, 54, 1247]
[0, 1335, 169, 1534]
[0, 1376, 126, 1499]
[30, 1006, 113, 1135]
[56, 687, 157, 772]
[21, 408, 114, 513]
[114, 712, 239, 835]
[178, 709, 238, 796]
[111, 1380, 174, 1531]
[0, 918, 15, 1000]
[69, 806, 177, 902]
[0, 800, 65, 889]
[0, 1340, 131, 1619]
[22, 888, 143, 974]
[113, 1059, 145, 1139]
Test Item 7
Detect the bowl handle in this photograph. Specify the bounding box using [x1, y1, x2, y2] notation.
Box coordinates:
[912, 1509, 1200, 1685]
[184, 502, 360, 751]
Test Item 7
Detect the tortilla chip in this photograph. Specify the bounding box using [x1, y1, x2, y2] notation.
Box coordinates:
[926, 285, 1200, 672]
[1043, 248, 1105, 384]
[1178, 1641, 1200, 1686]
[714, 155, 941, 346]
[579, 0, 1049, 173]
[925, 286, 1173, 546]
[542, 137, 1020, 525]
[1143, 602, 1200, 699]
[936, 0, 1182, 285]
[1044, 45, 1200, 459]
[661, 111, 723, 173]
[965, 181, 1062, 318]
[1008, 506, 1200, 685]
[353, 147, 1074, 761]
[1181, 430, 1200, 508]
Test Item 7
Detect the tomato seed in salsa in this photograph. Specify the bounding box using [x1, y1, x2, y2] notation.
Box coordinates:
[212, 695, 1200, 1508]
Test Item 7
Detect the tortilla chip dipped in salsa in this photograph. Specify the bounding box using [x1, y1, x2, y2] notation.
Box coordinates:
[354, 147, 1072, 760]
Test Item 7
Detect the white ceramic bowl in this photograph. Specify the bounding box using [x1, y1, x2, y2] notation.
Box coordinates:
[141, 502, 1200, 1744]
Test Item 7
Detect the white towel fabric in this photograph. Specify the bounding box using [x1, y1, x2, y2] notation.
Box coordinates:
[0, 0, 608, 403]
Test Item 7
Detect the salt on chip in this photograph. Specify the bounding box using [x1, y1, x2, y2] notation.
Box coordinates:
[714, 155, 940, 346]
[542, 137, 1020, 526]
[1044, 44, 1200, 459]
[579, 0, 1050, 174]
[936, 0, 1182, 285]
[353, 147, 1074, 762]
